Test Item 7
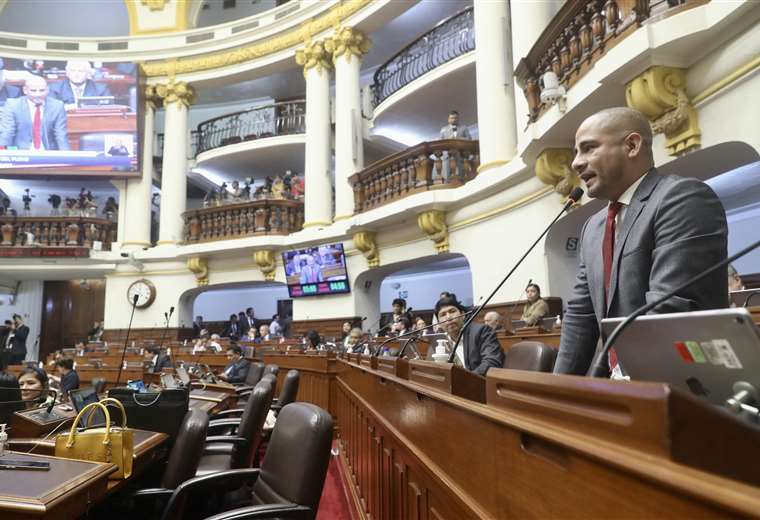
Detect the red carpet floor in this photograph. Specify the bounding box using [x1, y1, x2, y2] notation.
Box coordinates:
[316, 450, 356, 520]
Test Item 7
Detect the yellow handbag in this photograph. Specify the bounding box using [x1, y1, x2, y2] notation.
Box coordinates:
[54, 399, 134, 479]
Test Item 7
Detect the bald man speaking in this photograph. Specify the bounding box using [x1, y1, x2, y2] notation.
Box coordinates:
[553, 107, 727, 377]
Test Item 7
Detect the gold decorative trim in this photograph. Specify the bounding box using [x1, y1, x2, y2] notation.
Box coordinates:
[302, 220, 333, 228]
[187, 256, 209, 286]
[353, 231, 379, 268]
[296, 39, 333, 77]
[120, 241, 152, 246]
[326, 26, 371, 64]
[155, 81, 194, 107]
[476, 160, 509, 174]
[253, 250, 277, 281]
[626, 66, 700, 156]
[417, 210, 449, 254]
[534, 148, 580, 202]
[142, 0, 372, 77]
[693, 55, 760, 105]
[141, 0, 168, 11]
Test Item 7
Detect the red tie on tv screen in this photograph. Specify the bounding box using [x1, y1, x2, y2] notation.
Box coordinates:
[32, 104, 41, 149]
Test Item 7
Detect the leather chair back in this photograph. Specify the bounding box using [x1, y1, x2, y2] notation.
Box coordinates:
[91, 377, 107, 395]
[264, 364, 279, 377]
[231, 379, 274, 468]
[260, 373, 277, 395]
[276, 369, 300, 410]
[161, 409, 210, 489]
[503, 341, 557, 372]
[243, 362, 265, 386]
[252, 403, 333, 518]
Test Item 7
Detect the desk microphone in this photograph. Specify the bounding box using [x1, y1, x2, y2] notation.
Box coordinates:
[449, 187, 584, 363]
[115, 294, 139, 386]
[743, 291, 760, 309]
[156, 306, 175, 371]
[374, 307, 479, 357]
[588, 235, 760, 377]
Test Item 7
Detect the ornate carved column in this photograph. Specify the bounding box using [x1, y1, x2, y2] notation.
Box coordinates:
[296, 40, 334, 228]
[474, 0, 517, 173]
[254, 250, 277, 281]
[535, 148, 580, 202]
[417, 210, 449, 254]
[353, 231, 379, 267]
[625, 66, 700, 156]
[187, 256, 209, 286]
[122, 85, 161, 250]
[327, 27, 371, 221]
[157, 81, 194, 244]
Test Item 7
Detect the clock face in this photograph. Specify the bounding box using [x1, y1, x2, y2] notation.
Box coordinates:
[127, 279, 156, 308]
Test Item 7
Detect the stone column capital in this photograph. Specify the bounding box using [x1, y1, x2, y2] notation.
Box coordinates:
[253, 250, 277, 281]
[296, 39, 333, 77]
[326, 26, 371, 64]
[144, 84, 163, 110]
[155, 81, 195, 108]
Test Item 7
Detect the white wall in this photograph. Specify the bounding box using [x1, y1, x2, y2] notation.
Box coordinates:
[0, 281, 43, 361]
[193, 284, 289, 321]
[380, 267, 473, 312]
[727, 206, 760, 276]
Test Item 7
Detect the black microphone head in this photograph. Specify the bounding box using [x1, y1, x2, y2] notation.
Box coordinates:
[132, 294, 139, 304]
[568, 187, 584, 203]
[361, 316, 367, 321]
[164, 312, 168, 319]
[169, 306, 175, 314]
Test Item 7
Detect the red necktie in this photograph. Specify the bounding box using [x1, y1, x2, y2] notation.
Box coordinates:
[603, 201, 622, 369]
[32, 104, 41, 149]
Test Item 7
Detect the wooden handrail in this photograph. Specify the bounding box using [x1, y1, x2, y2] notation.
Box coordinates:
[0, 215, 116, 250]
[349, 139, 479, 213]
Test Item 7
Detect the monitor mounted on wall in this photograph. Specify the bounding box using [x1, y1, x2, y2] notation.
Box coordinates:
[282, 242, 350, 297]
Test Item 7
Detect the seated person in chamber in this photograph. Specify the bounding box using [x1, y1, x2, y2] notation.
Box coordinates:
[391, 316, 411, 337]
[0, 75, 70, 150]
[193, 330, 222, 354]
[223, 313, 240, 339]
[18, 366, 48, 408]
[435, 295, 504, 376]
[0, 359, 22, 424]
[148, 346, 172, 373]
[305, 329, 324, 351]
[269, 314, 282, 337]
[49, 59, 112, 109]
[87, 320, 104, 342]
[381, 298, 410, 335]
[218, 345, 250, 384]
[255, 324, 271, 343]
[341, 321, 351, 342]
[344, 328, 363, 350]
[521, 283, 549, 327]
[55, 357, 79, 401]
[484, 311, 503, 332]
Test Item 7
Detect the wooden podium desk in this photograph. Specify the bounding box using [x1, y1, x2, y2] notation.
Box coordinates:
[335, 357, 760, 519]
[0, 452, 114, 520]
[261, 353, 338, 416]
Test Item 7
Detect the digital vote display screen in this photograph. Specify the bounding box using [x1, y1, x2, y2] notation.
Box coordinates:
[0, 56, 140, 176]
[282, 243, 350, 297]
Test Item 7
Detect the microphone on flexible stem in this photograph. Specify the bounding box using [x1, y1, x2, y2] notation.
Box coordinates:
[589, 236, 760, 378]
[44, 389, 57, 415]
[115, 294, 139, 386]
[376, 307, 480, 357]
[743, 291, 760, 309]
[449, 187, 585, 363]
[156, 306, 175, 372]
[506, 279, 532, 327]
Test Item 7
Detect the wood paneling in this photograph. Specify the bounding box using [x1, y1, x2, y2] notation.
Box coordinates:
[40, 280, 105, 361]
[262, 353, 337, 416]
[101, 327, 193, 344]
[290, 317, 360, 340]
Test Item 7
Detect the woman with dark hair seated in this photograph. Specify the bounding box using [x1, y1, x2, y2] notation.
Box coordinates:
[305, 330, 324, 351]
[0, 357, 22, 424]
[521, 283, 550, 327]
[18, 366, 48, 409]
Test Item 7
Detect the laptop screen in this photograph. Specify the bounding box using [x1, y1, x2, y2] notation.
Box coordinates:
[69, 387, 105, 426]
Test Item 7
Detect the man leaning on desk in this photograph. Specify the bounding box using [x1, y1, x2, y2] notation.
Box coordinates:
[218, 344, 250, 384]
[553, 107, 728, 378]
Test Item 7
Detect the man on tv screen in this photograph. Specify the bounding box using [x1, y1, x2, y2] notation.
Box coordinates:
[49, 60, 112, 110]
[0, 75, 69, 150]
[0, 59, 19, 107]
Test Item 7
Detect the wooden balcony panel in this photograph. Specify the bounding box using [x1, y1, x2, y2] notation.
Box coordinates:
[349, 139, 480, 214]
[0, 215, 116, 253]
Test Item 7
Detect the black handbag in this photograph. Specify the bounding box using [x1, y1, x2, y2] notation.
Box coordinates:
[107, 387, 189, 437]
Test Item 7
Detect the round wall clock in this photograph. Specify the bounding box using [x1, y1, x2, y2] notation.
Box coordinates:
[126, 279, 156, 309]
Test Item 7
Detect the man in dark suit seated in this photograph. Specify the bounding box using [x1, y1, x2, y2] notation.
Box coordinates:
[553, 107, 728, 377]
[148, 346, 172, 373]
[435, 295, 504, 376]
[0, 59, 20, 107]
[0, 75, 69, 150]
[49, 60, 111, 110]
[218, 345, 250, 384]
[55, 358, 80, 401]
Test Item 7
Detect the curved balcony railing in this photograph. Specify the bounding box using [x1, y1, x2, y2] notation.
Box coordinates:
[0, 216, 116, 252]
[182, 198, 304, 243]
[515, 0, 706, 122]
[155, 131, 199, 158]
[371, 7, 475, 108]
[349, 139, 479, 214]
[195, 100, 306, 156]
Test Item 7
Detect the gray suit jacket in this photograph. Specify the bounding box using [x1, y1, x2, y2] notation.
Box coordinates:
[461, 322, 504, 376]
[440, 124, 471, 140]
[554, 170, 728, 375]
[0, 96, 70, 150]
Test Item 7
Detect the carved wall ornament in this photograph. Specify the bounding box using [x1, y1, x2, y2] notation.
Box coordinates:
[141, 0, 169, 11]
[141, 0, 372, 77]
[295, 39, 333, 77]
[254, 250, 277, 281]
[353, 231, 379, 268]
[417, 210, 449, 254]
[187, 256, 209, 286]
[535, 148, 580, 202]
[143, 84, 163, 109]
[625, 66, 701, 156]
[155, 80, 195, 107]
[326, 26, 371, 64]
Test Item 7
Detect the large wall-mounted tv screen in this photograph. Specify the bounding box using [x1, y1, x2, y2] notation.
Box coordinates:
[0, 57, 139, 176]
[282, 243, 350, 297]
